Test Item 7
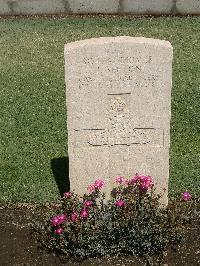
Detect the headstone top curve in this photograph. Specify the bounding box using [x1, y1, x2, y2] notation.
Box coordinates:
[64, 36, 173, 51]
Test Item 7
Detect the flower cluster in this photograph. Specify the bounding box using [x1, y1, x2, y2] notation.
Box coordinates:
[182, 191, 192, 201]
[51, 214, 67, 227]
[44, 174, 194, 262]
[80, 208, 89, 219]
[50, 175, 192, 236]
[115, 199, 126, 207]
[115, 176, 125, 184]
[84, 200, 93, 207]
[115, 174, 154, 191]
[51, 214, 67, 234]
[87, 179, 105, 192]
[127, 175, 154, 191]
[71, 212, 78, 222]
[63, 191, 73, 199]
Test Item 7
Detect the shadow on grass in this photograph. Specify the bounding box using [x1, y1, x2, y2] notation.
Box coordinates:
[51, 157, 70, 197]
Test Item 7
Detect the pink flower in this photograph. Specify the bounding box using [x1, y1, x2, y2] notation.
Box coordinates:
[51, 214, 67, 226]
[54, 227, 64, 234]
[58, 214, 67, 223]
[63, 191, 72, 198]
[182, 192, 192, 201]
[126, 175, 154, 190]
[80, 208, 89, 219]
[71, 212, 78, 222]
[115, 199, 126, 207]
[51, 216, 61, 226]
[128, 175, 140, 185]
[94, 179, 105, 189]
[87, 184, 96, 193]
[87, 179, 105, 192]
[138, 175, 154, 191]
[115, 176, 125, 184]
[84, 200, 93, 207]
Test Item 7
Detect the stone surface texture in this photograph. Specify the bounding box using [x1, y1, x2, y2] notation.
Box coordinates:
[1, 0, 200, 15]
[68, 0, 119, 13]
[13, 0, 65, 14]
[176, 0, 200, 14]
[65, 36, 173, 205]
[122, 0, 174, 14]
[0, 0, 11, 14]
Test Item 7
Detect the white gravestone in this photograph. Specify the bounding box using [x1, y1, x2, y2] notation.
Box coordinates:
[64, 37, 173, 205]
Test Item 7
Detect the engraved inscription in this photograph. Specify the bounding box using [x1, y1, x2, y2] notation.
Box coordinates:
[81, 55, 153, 67]
[77, 55, 157, 91]
[108, 96, 130, 146]
[88, 130, 108, 146]
[74, 95, 164, 147]
[87, 128, 164, 147]
[142, 74, 159, 87]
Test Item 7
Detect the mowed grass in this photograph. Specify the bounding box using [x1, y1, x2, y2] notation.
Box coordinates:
[0, 16, 199, 203]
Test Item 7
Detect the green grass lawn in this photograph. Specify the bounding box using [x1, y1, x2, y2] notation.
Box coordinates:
[0, 16, 199, 203]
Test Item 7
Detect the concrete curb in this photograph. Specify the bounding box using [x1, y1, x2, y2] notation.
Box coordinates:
[0, 0, 200, 16]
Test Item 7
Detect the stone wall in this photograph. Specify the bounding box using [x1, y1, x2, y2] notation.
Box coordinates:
[0, 0, 200, 16]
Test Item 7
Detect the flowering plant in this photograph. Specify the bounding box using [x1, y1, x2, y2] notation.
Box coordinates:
[40, 175, 193, 262]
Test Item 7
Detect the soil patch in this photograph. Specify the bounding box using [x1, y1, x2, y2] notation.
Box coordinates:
[0, 203, 199, 265]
